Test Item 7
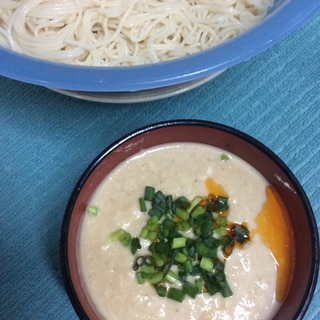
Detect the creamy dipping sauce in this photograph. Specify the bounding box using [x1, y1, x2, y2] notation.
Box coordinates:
[78, 143, 294, 320]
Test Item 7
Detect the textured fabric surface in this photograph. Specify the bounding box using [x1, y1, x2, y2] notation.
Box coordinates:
[0, 12, 319, 320]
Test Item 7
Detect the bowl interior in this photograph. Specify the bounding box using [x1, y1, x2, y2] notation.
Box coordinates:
[61, 120, 319, 319]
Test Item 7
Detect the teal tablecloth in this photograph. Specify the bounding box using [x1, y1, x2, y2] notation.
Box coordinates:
[1, 12, 319, 320]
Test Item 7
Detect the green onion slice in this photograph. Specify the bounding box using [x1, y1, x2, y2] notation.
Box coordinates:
[87, 205, 98, 215]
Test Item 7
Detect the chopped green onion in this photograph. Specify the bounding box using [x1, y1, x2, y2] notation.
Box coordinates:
[218, 196, 229, 211]
[141, 264, 154, 275]
[175, 208, 190, 221]
[119, 232, 131, 247]
[212, 212, 220, 220]
[182, 259, 194, 273]
[216, 216, 228, 227]
[147, 215, 159, 231]
[135, 272, 145, 284]
[219, 280, 233, 298]
[162, 249, 178, 278]
[175, 252, 188, 263]
[214, 227, 226, 238]
[178, 221, 191, 232]
[207, 286, 218, 296]
[200, 219, 214, 238]
[195, 279, 203, 293]
[187, 196, 202, 213]
[139, 198, 147, 212]
[190, 264, 201, 277]
[109, 229, 126, 242]
[154, 284, 167, 297]
[191, 205, 206, 218]
[153, 254, 165, 267]
[220, 153, 230, 161]
[147, 231, 157, 241]
[162, 218, 176, 230]
[87, 205, 98, 215]
[175, 196, 190, 210]
[148, 206, 165, 218]
[186, 240, 196, 258]
[141, 272, 153, 279]
[130, 237, 141, 254]
[165, 270, 179, 284]
[183, 281, 198, 298]
[171, 237, 187, 249]
[133, 256, 145, 271]
[153, 190, 166, 205]
[167, 288, 185, 302]
[139, 226, 149, 239]
[195, 239, 209, 257]
[145, 255, 155, 265]
[212, 259, 225, 273]
[233, 224, 250, 243]
[200, 257, 213, 272]
[166, 195, 173, 209]
[150, 272, 164, 285]
[155, 242, 171, 255]
[179, 271, 187, 282]
[144, 186, 155, 201]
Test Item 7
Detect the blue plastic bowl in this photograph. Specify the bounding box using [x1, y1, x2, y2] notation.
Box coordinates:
[0, 0, 319, 92]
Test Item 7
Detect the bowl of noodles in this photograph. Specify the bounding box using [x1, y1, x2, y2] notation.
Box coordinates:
[0, 0, 319, 102]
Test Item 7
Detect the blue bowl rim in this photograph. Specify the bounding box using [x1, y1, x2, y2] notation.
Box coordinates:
[1, 0, 319, 92]
[60, 119, 319, 319]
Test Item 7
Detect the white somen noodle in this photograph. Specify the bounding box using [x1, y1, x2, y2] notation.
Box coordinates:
[0, 0, 273, 66]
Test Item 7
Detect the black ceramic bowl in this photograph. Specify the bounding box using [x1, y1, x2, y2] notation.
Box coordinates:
[60, 120, 319, 319]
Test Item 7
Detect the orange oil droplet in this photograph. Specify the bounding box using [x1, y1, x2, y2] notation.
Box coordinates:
[253, 185, 294, 303]
[205, 177, 228, 198]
